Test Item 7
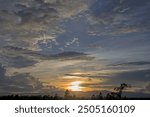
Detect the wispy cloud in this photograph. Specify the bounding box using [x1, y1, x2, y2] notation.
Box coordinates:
[87, 0, 150, 36]
[0, 0, 88, 50]
[0, 0, 150, 96]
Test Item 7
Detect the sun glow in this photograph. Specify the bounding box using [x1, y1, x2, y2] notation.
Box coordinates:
[68, 81, 82, 91]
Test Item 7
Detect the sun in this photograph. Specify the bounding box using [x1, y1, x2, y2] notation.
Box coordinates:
[68, 81, 82, 91]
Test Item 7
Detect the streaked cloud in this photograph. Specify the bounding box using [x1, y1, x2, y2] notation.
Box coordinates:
[0, 0, 150, 96]
[87, 0, 150, 36]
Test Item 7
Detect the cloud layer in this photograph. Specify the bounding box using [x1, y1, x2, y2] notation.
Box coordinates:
[0, 0, 150, 96]
[0, 0, 88, 50]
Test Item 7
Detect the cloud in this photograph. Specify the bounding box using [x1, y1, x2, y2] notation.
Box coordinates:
[87, 0, 150, 36]
[144, 83, 150, 93]
[0, 46, 40, 68]
[65, 37, 79, 47]
[1, 56, 37, 68]
[1, 46, 45, 59]
[0, 0, 88, 50]
[138, 82, 150, 94]
[0, 45, 94, 69]
[0, 64, 60, 94]
[80, 82, 114, 90]
[110, 61, 150, 66]
[0, 0, 150, 96]
[98, 69, 150, 89]
[65, 72, 108, 79]
[50, 51, 94, 60]
[65, 69, 150, 93]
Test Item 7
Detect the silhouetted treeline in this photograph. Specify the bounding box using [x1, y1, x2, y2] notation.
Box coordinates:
[0, 83, 150, 100]
[0, 94, 62, 100]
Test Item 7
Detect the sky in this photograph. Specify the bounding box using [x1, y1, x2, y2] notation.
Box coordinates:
[0, 0, 150, 97]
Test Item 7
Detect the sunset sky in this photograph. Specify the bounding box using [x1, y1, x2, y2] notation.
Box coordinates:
[0, 0, 150, 97]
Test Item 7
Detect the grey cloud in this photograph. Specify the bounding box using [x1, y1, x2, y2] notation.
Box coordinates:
[0, 64, 59, 94]
[2, 46, 94, 60]
[1, 46, 45, 59]
[0, 64, 41, 93]
[50, 51, 94, 60]
[0, 0, 88, 50]
[80, 82, 114, 89]
[16, 2, 58, 24]
[1, 56, 37, 68]
[110, 61, 150, 66]
[138, 83, 150, 93]
[66, 69, 150, 89]
[103, 69, 150, 85]
[0, 46, 94, 68]
[65, 73, 107, 79]
[0, 46, 40, 68]
[145, 83, 150, 91]
[0, 63, 6, 79]
[88, 0, 150, 36]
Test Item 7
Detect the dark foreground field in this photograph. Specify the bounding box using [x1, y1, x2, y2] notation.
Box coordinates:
[0, 95, 150, 100]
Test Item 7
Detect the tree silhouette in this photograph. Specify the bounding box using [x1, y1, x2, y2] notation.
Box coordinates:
[64, 89, 71, 99]
[113, 83, 130, 99]
[106, 93, 111, 99]
[98, 92, 103, 100]
[54, 93, 59, 100]
[91, 94, 96, 100]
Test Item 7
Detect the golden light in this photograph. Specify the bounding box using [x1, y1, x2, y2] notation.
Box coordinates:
[68, 81, 82, 91]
